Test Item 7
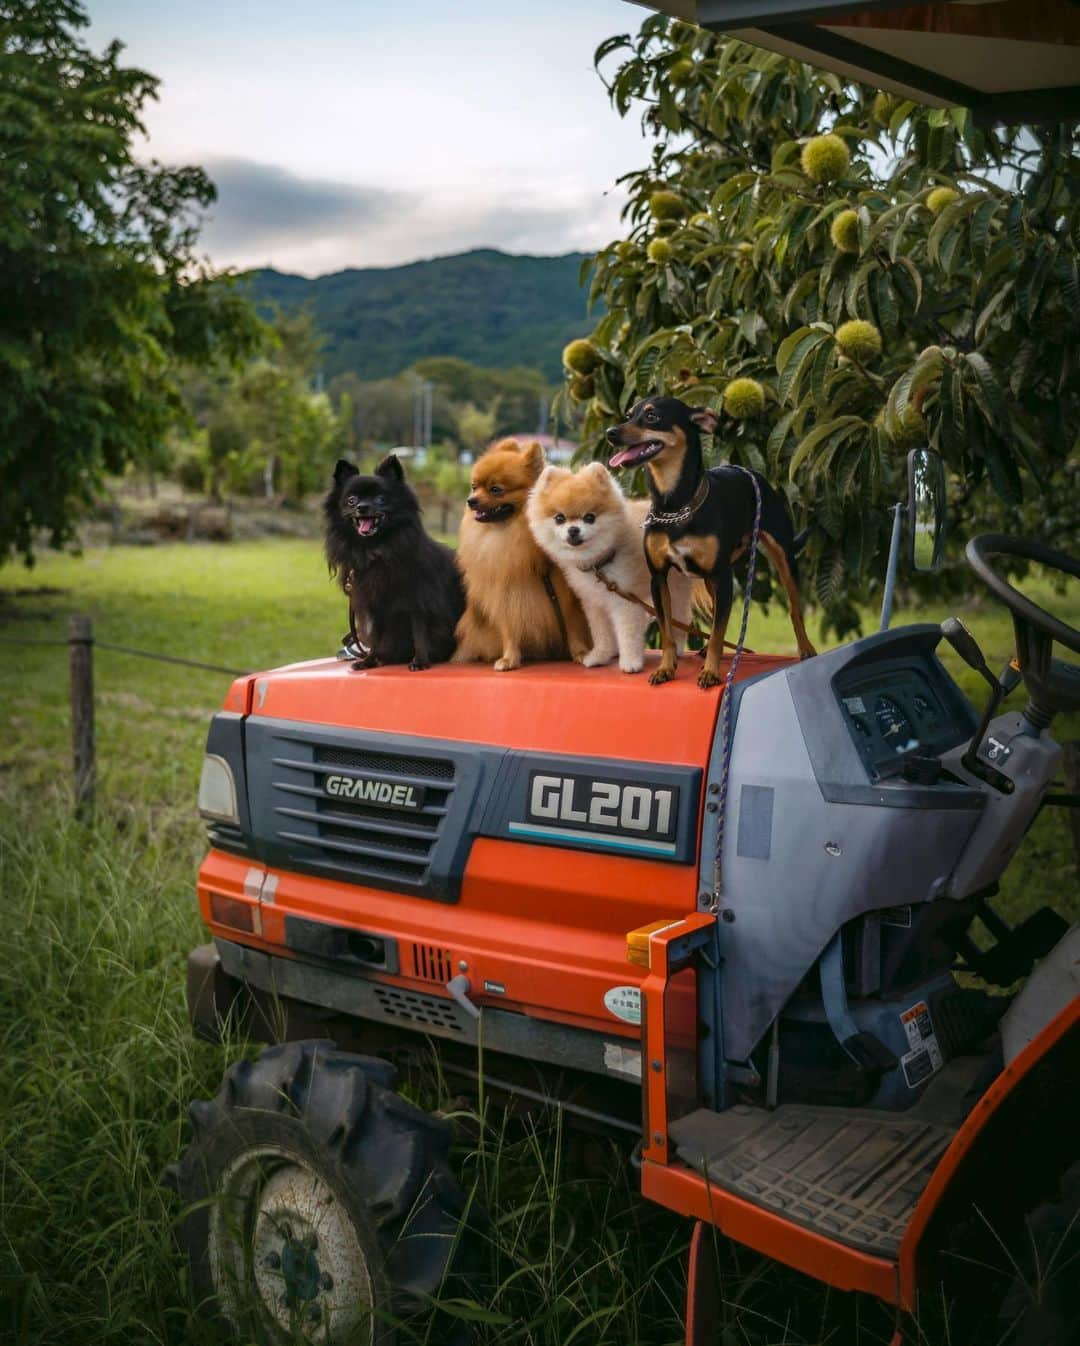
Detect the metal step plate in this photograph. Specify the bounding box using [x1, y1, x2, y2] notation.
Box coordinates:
[669, 1103, 955, 1256]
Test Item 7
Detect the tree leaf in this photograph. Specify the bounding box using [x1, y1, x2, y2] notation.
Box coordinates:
[983, 439, 1023, 505]
[964, 351, 1006, 423]
[777, 329, 830, 404]
[891, 255, 923, 312]
[594, 33, 632, 66]
[788, 415, 865, 479]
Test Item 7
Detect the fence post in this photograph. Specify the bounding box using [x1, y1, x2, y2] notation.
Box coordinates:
[69, 614, 95, 821]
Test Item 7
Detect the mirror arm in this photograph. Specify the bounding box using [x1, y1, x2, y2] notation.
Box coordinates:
[878, 502, 906, 632]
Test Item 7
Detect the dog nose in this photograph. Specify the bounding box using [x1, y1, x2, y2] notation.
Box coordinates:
[605, 426, 621, 446]
[567, 524, 581, 541]
[466, 495, 479, 509]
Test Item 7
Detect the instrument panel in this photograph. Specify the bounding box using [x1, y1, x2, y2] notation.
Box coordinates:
[835, 663, 965, 779]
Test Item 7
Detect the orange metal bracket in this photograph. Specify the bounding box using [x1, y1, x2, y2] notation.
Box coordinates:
[638, 911, 716, 1165]
[648, 1160, 901, 1303]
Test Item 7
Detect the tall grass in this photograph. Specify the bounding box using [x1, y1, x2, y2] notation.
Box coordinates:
[1, 796, 865, 1346]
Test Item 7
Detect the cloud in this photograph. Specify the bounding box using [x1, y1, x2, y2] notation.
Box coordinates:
[188, 155, 627, 276]
[196, 157, 409, 254]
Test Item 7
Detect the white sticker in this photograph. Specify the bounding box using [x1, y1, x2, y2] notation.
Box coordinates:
[603, 985, 642, 1025]
[843, 695, 866, 714]
[899, 1000, 943, 1088]
[603, 1042, 642, 1079]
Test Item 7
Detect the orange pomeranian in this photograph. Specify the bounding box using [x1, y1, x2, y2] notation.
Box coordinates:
[453, 438, 590, 671]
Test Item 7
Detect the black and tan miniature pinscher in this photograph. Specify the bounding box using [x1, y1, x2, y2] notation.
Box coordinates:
[607, 395, 816, 689]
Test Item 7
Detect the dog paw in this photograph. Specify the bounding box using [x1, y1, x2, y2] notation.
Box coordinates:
[408, 659, 430, 672]
[697, 669, 722, 690]
[581, 649, 613, 668]
[494, 656, 521, 672]
[619, 658, 644, 674]
[649, 667, 675, 686]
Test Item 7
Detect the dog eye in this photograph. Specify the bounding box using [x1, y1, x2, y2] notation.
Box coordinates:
[554, 513, 566, 525]
[346, 495, 358, 506]
[644, 411, 658, 423]
[489, 484, 504, 496]
[583, 513, 595, 525]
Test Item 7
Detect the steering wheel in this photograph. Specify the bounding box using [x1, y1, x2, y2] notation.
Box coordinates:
[966, 535, 1080, 719]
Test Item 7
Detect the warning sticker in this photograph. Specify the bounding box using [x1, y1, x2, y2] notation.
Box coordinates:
[899, 1000, 943, 1089]
[603, 985, 642, 1025]
[842, 695, 866, 714]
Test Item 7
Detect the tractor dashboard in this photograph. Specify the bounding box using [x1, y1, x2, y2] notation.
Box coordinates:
[834, 657, 971, 780]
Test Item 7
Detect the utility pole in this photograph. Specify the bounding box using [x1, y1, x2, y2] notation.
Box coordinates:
[537, 394, 548, 437]
[423, 380, 433, 449]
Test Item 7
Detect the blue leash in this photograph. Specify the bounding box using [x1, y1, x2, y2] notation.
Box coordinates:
[711, 465, 762, 908]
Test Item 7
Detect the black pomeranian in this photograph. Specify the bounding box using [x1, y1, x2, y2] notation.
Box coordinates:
[324, 455, 465, 669]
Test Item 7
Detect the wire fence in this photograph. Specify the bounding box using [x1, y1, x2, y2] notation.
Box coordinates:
[0, 632, 246, 677]
[1, 615, 248, 819]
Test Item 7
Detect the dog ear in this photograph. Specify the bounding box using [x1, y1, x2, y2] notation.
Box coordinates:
[334, 459, 359, 484]
[689, 407, 720, 436]
[521, 440, 546, 477]
[375, 454, 405, 482]
[534, 464, 568, 491]
[582, 461, 609, 481]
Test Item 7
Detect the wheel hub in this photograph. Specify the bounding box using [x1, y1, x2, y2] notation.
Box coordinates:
[210, 1146, 376, 1342]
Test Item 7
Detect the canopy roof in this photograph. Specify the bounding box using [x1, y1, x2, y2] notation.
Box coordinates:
[633, 2, 1080, 122]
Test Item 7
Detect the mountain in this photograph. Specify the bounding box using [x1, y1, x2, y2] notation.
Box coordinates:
[245, 248, 595, 382]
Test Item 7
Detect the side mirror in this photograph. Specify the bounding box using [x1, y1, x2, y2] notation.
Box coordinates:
[907, 448, 947, 573]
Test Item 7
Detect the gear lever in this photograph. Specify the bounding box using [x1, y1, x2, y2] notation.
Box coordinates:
[940, 618, 1008, 783]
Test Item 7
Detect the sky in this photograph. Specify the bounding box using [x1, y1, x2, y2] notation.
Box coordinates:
[86, 0, 655, 277]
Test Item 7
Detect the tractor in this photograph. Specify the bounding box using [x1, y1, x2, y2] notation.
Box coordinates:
[172, 447, 1080, 1344]
[169, 5, 1080, 1343]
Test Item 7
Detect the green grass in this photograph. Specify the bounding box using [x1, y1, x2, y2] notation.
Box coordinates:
[0, 539, 1077, 1345]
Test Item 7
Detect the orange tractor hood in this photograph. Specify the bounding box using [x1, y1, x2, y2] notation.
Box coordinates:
[229, 652, 795, 766]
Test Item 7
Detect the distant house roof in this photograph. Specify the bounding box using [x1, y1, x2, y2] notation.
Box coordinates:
[500, 432, 579, 461]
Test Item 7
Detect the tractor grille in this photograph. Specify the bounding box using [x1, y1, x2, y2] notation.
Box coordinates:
[266, 738, 456, 893]
[411, 943, 454, 984]
[316, 745, 455, 780]
[372, 985, 464, 1032]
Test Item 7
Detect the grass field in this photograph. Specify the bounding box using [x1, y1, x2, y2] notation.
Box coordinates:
[1, 538, 1077, 1346]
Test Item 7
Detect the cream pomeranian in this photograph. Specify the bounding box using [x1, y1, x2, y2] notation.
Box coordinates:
[527, 461, 693, 673]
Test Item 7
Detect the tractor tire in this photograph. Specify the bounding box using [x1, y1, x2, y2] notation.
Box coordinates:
[998, 1161, 1080, 1346]
[169, 1039, 479, 1345]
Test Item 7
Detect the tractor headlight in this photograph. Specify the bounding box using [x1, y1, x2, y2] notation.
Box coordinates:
[198, 753, 238, 823]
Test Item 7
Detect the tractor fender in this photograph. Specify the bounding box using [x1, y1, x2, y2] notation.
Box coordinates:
[898, 991, 1080, 1306]
[1001, 924, 1080, 1064]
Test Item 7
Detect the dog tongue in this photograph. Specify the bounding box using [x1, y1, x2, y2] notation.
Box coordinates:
[609, 444, 650, 469]
[357, 517, 376, 535]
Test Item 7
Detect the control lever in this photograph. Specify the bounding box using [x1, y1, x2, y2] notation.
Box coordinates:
[998, 656, 1023, 697]
[940, 618, 1006, 781]
[446, 974, 481, 1021]
[941, 617, 995, 686]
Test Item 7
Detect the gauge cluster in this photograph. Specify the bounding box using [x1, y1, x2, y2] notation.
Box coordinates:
[835, 663, 964, 779]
